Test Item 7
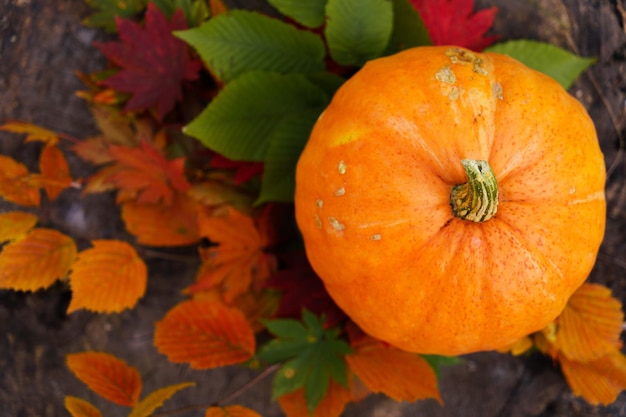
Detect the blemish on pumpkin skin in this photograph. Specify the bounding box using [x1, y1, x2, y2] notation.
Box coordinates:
[445, 47, 488, 75]
[435, 66, 456, 84]
[314, 214, 322, 229]
[316, 199, 324, 208]
[338, 160, 347, 175]
[328, 217, 345, 231]
[335, 187, 346, 196]
[370, 234, 382, 241]
[448, 86, 460, 101]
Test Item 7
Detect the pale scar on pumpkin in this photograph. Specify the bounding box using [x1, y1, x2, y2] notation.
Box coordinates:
[435, 66, 460, 100]
[335, 187, 346, 196]
[492, 82, 504, 100]
[328, 216, 345, 231]
[445, 47, 488, 75]
[338, 160, 347, 174]
[316, 199, 324, 208]
[314, 213, 322, 229]
[369, 234, 382, 241]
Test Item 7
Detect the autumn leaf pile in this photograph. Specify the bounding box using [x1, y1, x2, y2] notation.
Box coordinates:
[0, 0, 623, 416]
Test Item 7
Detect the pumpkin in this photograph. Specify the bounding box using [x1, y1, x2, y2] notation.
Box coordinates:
[294, 46, 606, 356]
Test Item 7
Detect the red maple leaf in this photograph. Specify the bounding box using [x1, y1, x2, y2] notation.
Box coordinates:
[410, 0, 499, 51]
[209, 154, 264, 185]
[95, 3, 202, 120]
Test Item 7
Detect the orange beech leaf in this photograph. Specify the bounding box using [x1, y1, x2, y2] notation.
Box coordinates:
[128, 382, 195, 417]
[39, 144, 73, 200]
[0, 211, 38, 243]
[346, 337, 442, 403]
[72, 137, 114, 165]
[277, 378, 352, 417]
[0, 155, 40, 206]
[121, 192, 200, 246]
[205, 405, 262, 417]
[64, 396, 103, 417]
[0, 120, 60, 145]
[84, 140, 190, 205]
[189, 207, 276, 303]
[66, 352, 142, 407]
[556, 283, 624, 362]
[0, 228, 76, 291]
[67, 240, 147, 313]
[154, 299, 255, 369]
[560, 349, 626, 405]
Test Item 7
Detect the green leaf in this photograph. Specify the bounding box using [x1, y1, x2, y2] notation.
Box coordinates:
[175, 10, 326, 82]
[258, 310, 352, 413]
[305, 72, 346, 97]
[268, 0, 327, 28]
[183, 72, 329, 162]
[83, 0, 148, 33]
[386, 0, 431, 54]
[421, 354, 463, 377]
[152, 0, 209, 28]
[324, 0, 394, 66]
[485, 40, 596, 90]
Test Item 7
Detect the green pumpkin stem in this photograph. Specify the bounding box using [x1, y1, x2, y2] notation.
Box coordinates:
[450, 159, 498, 222]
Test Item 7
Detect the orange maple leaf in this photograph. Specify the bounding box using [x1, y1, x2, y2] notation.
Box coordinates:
[277, 378, 352, 417]
[128, 382, 195, 417]
[121, 192, 200, 246]
[0, 120, 60, 145]
[39, 144, 73, 200]
[0, 228, 77, 291]
[188, 207, 276, 303]
[66, 352, 142, 407]
[0, 154, 40, 206]
[64, 396, 103, 417]
[84, 141, 190, 205]
[205, 405, 262, 417]
[67, 240, 147, 313]
[154, 299, 256, 369]
[346, 336, 442, 403]
[0, 211, 38, 243]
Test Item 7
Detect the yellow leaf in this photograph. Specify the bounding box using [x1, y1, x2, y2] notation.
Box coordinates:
[278, 378, 351, 417]
[556, 283, 624, 362]
[0, 120, 60, 145]
[0, 155, 40, 206]
[497, 336, 533, 356]
[128, 382, 195, 417]
[560, 349, 626, 405]
[64, 396, 103, 417]
[154, 299, 255, 369]
[0, 228, 77, 291]
[205, 405, 262, 417]
[346, 337, 442, 403]
[39, 144, 73, 200]
[66, 352, 142, 407]
[67, 240, 147, 313]
[0, 211, 38, 243]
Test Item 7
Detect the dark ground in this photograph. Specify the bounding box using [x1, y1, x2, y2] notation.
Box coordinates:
[0, 0, 625, 416]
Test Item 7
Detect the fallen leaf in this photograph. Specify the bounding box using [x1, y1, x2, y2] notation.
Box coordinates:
[39, 145, 73, 200]
[277, 378, 352, 417]
[205, 405, 262, 417]
[64, 396, 103, 417]
[95, 3, 202, 119]
[0, 155, 40, 206]
[67, 240, 147, 313]
[154, 299, 256, 368]
[128, 382, 195, 417]
[72, 137, 114, 165]
[409, 0, 498, 51]
[0, 121, 60, 145]
[0, 228, 76, 291]
[209, 0, 228, 17]
[210, 154, 264, 185]
[66, 352, 142, 407]
[0, 211, 38, 243]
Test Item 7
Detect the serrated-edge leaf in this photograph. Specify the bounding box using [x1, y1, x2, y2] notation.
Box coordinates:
[175, 10, 325, 82]
[272, 355, 312, 400]
[0, 211, 38, 243]
[386, 0, 431, 53]
[263, 318, 309, 339]
[128, 382, 195, 417]
[184, 72, 329, 161]
[485, 39, 595, 89]
[325, 0, 393, 66]
[267, 0, 327, 28]
[64, 396, 103, 417]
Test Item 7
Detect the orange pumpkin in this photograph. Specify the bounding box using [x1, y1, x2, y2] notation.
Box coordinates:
[294, 46, 606, 356]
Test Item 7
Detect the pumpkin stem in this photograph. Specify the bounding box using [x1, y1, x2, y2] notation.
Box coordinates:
[450, 159, 498, 222]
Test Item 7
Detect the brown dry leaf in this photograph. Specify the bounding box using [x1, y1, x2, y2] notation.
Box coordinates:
[128, 382, 195, 417]
[556, 283, 624, 362]
[66, 352, 142, 407]
[121, 192, 200, 246]
[64, 396, 103, 417]
[72, 137, 114, 165]
[67, 240, 147, 313]
[0, 155, 40, 206]
[205, 405, 262, 417]
[188, 207, 276, 303]
[560, 349, 626, 405]
[154, 299, 256, 369]
[346, 336, 442, 403]
[0, 211, 38, 243]
[0, 228, 77, 291]
[277, 378, 352, 417]
[0, 120, 60, 145]
[39, 144, 73, 200]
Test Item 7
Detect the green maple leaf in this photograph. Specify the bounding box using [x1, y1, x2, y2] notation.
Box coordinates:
[258, 310, 352, 414]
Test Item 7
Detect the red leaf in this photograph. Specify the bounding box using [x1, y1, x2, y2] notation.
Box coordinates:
[210, 154, 264, 185]
[154, 299, 256, 369]
[66, 352, 142, 407]
[410, 0, 498, 51]
[95, 3, 202, 119]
